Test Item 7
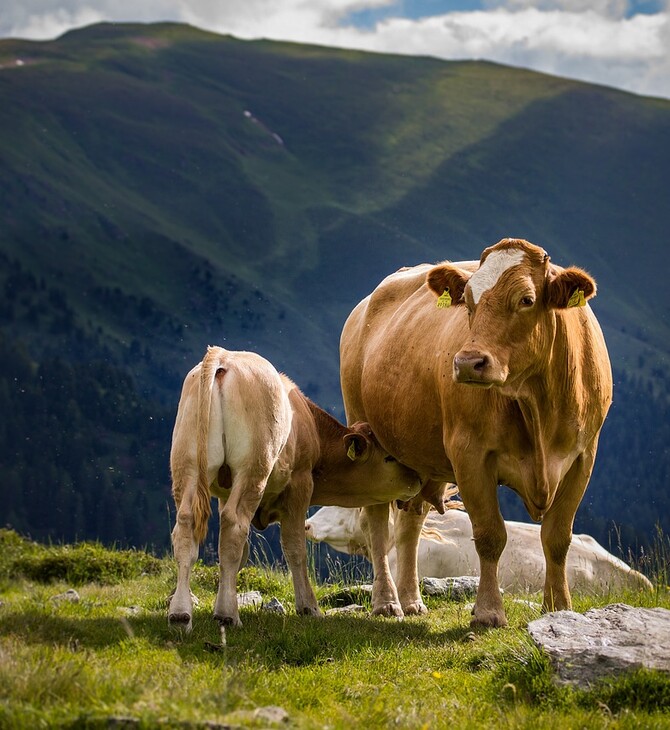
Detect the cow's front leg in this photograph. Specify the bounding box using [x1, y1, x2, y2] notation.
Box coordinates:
[280, 473, 321, 617]
[168, 475, 200, 631]
[541, 452, 593, 613]
[214, 474, 266, 627]
[394, 497, 431, 615]
[362, 503, 403, 618]
[458, 474, 507, 628]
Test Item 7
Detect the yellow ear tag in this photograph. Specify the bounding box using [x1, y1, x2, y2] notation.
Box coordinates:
[347, 441, 357, 461]
[567, 289, 586, 308]
[436, 288, 452, 309]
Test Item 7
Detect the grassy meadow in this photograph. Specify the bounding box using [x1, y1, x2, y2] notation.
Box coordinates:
[1, 529, 669, 729]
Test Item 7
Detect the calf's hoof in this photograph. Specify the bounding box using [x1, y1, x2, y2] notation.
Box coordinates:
[372, 602, 404, 619]
[168, 612, 193, 633]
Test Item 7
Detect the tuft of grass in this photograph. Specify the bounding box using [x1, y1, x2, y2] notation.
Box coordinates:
[491, 634, 573, 709]
[0, 529, 161, 585]
[583, 669, 670, 714]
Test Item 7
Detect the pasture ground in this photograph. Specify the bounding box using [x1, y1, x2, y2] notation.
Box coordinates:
[0, 529, 669, 729]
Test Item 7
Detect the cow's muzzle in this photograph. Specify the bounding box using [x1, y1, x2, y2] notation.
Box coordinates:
[453, 350, 505, 386]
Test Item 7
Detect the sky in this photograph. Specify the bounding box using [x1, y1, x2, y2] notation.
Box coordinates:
[1, 0, 669, 100]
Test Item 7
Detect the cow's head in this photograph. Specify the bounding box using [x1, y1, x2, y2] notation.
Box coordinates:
[305, 506, 367, 556]
[427, 238, 597, 389]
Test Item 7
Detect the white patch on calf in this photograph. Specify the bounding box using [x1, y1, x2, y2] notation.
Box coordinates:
[468, 248, 525, 304]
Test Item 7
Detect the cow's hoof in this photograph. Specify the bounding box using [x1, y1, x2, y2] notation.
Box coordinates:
[372, 602, 404, 619]
[402, 600, 428, 616]
[168, 612, 193, 632]
[470, 610, 507, 628]
[215, 614, 242, 628]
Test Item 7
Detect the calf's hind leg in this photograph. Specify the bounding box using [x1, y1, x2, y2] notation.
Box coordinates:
[214, 473, 267, 627]
[168, 474, 201, 631]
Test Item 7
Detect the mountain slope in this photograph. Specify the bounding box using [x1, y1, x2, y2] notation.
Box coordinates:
[0, 22, 668, 554]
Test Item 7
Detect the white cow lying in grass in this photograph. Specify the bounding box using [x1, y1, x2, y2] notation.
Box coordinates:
[305, 505, 653, 594]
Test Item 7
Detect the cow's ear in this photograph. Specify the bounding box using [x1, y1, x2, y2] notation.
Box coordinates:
[546, 267, 597, 309]
[343, 432, 370, 462]
[426, 264, 470, 306]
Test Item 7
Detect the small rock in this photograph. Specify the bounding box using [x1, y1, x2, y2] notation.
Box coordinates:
[237, 590, 263, 608]
[422, 576, 481, 600]
[512, 599, 542, 611]
[263, 597, 287, 614]
[325, 604, 366, 615]
[253, 705, 289, 724]
[51, 589, 80, 603]
[119, 605, 142, 616]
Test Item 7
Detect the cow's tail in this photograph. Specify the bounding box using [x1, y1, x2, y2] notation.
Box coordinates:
[193, 346, 219, 543]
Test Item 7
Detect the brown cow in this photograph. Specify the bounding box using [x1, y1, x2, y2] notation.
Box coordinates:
[169, 345, 422, 629]
[340, 238, 613, 627]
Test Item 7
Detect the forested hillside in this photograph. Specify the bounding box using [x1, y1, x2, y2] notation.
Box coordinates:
[0, 22, 668, 559]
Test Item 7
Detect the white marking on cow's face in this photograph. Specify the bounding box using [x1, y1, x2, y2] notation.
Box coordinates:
[468, 248, 525, 305]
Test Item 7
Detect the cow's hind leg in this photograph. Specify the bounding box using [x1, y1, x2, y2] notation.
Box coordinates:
[280, 473, 321, 617]
[168, 474, 201, 631]
[362, 503, 404, 618]
[214, 473, 266, 627]
[394, 498, 430, 615]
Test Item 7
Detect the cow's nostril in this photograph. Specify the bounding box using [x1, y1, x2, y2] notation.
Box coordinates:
[473, 356, 488, 372]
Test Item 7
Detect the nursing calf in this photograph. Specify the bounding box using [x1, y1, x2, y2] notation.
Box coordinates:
[169, 346, 421, 629]
[306, 506, 653, 594]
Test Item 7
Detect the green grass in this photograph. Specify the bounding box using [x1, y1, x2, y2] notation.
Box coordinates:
[1, 532, 669, 728]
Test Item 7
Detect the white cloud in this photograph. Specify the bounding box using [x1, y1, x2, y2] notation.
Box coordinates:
[483, 0, 630, 16]
[1, 0, 669, 100]
[351, 9, 666, 66]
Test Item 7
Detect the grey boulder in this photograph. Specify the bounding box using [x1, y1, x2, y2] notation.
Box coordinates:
[527, 603, 670, 688]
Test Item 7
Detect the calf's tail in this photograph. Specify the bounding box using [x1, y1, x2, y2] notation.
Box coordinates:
[193, 346, 219, 543]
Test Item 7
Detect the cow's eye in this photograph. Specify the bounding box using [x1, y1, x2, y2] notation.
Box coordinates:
[384, 455, 397, 463]
[519, 296, 535, 308]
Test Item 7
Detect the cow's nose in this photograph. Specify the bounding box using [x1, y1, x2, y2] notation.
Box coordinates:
[453, 352, 490, 382]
